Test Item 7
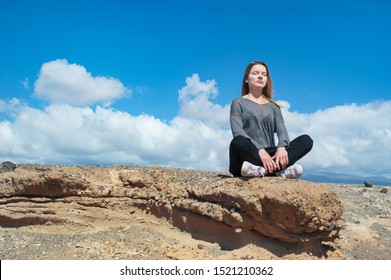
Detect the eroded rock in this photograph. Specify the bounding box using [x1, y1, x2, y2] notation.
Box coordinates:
[0, 164, 344, 245]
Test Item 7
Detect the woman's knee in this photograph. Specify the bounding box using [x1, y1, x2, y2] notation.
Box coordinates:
[300, 134, 313, 152]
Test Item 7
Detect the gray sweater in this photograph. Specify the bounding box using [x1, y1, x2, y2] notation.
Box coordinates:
[230, 98, 290, 149]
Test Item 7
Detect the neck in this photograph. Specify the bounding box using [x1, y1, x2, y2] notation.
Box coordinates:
[248, 90, 264, 99]
[244, 91, 269, 105]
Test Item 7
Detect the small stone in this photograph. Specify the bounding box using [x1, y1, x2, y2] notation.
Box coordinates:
[380, 188, 388, 194]
[124, 226, 131, 232]
[364, 181, 373, 188]
[359, 188, 367, 194]
[197, 244, 204, 249]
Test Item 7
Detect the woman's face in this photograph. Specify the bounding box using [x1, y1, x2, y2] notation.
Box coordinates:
[247, 64, 268, 91]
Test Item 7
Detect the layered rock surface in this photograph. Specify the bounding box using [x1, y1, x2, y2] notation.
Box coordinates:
[0, 164, 343, 248]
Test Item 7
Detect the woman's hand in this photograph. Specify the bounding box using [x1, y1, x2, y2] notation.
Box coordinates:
[258, 149, 277, 174]
[273, 147, 289, 170]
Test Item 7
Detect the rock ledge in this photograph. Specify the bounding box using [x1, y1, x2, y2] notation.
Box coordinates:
[0, 164, 344, 248]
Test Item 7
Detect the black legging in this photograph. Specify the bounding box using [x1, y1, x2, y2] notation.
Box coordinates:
[229, 134, 313, 177]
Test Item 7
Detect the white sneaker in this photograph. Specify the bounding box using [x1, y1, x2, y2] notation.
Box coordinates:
[241, 161, 267, 177]
[276, 164, 303, 179]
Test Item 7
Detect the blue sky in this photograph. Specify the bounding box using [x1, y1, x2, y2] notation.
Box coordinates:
[1, 0, 391, 183]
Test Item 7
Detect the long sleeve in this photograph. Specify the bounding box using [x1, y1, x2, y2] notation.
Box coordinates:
[273, 106, 290, 147]
[229, 98, 290, 149]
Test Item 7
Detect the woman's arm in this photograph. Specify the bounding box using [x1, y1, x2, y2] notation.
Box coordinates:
[273, 105, 289, 169]
[274, 106, 290, 147]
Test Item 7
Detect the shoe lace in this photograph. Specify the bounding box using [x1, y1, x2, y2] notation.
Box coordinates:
[250, 166, 264, 177]
[284, 166, 294, 174]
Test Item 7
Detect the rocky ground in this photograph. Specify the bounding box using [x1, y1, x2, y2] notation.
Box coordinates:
[326, 183, 390, 259]
[0, 163, 390, 260]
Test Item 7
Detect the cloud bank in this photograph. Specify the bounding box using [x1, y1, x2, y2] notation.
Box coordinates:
[1, 60, 390, 181]
[282, 101, 391, 178]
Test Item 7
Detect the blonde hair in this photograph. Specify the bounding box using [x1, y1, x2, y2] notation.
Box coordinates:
[241, 61, 282, 108]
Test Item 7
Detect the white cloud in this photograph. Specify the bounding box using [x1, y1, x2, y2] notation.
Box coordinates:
[0, 98, 25, 117]
[22, 78, 30, 89]
[178, 74, 230, 128]
[34, 59, 130, 107]
[1, 61, 391, 181]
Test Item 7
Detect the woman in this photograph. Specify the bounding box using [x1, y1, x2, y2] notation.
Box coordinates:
[229, 61, 313, 178]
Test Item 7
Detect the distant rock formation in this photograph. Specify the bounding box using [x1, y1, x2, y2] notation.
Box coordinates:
[0, 164, 344, 246]
[0, 161, 16, 173]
